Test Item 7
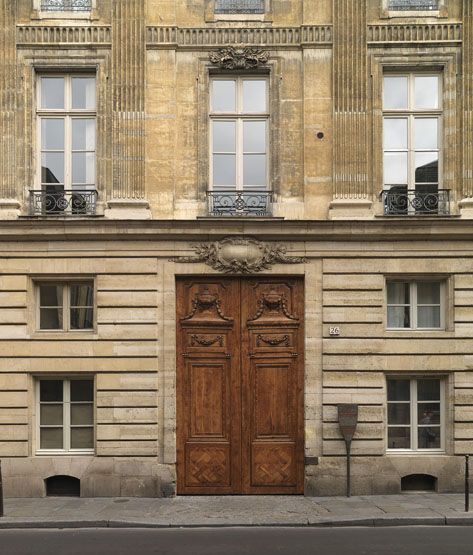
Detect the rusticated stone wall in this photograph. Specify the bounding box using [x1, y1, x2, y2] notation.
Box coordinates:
[332, 0, 369, 200]
[111, 0, 146, 200]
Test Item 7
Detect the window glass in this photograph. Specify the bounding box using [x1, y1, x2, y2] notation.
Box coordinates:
[215, 0, 265, 14]
[384, 118, 408, 150]
[383, 153, 408, 185]
[211, 80, 236, 112]
[414, 118, 438, 150]
[38, 282, 94, 331]
[72, 77, 96, 110]
[388, 379, 410, 401]
[42, 119, 64, 150]
[414, 76, 439, 109]
[387, 281, 443, 329]
[71, 379, 94, 402]
[41, 0, 92, 12]
[41, 78, 65, 110]
[388, 0, 439, 10]
[40, 380, 63, 402]
[383, 76, 408, 110]
[213, 121, 236, 153]
[242, 80, 267, 112]
[213, 155, 237, 187]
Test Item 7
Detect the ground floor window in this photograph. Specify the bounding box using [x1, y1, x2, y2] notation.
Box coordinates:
[387, 377, 443, 451]
[37, 378, 94, 454]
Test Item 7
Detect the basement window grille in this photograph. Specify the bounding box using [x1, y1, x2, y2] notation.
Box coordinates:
[40, 0, 92, 11]
[215, 0, 265, 14]
[388, 0, 438, 10]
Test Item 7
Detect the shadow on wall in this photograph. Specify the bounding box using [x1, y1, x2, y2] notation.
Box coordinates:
[401, 474, 437, 492]
[45, 475, 81, 497]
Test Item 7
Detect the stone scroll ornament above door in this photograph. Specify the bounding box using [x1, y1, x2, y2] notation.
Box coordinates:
[170, 237, 306, 274]
[209, 47, 269, 70]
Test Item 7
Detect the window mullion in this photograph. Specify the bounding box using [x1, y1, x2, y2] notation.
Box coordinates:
[411, 282, 417, 329]
[237, 118, 243, 191]
[412, 380, 417, 450]
[64, 380, 70, 451]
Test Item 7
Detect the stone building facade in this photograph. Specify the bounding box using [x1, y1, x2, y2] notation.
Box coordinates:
[0, 0, 472, 497]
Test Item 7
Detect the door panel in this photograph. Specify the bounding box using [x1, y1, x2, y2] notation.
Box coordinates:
[177, 277, 304, 495]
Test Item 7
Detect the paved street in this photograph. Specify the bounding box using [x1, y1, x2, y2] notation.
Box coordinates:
[1, 493, 473, 529]
[2, 527, 473, 555]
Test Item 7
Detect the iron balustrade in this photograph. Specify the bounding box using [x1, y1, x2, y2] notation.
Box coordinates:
[381, 188, 450, 216]
[40, 0, 92, 11]
[214, 0, 265, 14]
[388, 0, 438, 10]
[30, 189, 98, 216]
[207, 190, 273, 216]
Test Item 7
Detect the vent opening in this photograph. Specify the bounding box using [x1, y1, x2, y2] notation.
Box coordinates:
[401, 474, 437, 492]
[45, 475, 81, 497]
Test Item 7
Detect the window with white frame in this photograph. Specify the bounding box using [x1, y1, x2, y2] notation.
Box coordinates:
[383, 73, 441, 211]
[388, 0, 438, 10]
[37, 378, 94, 453]
[209, 77, 269, 214]
[37, 74, 96, 212]
[37, 281, 94, 331]
[387, 377, 443, 451]
[40, 0, 92, 12]
[386, 280, 444, 329]
[215, 0, 265, 13]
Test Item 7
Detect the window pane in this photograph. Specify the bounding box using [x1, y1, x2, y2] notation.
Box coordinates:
[71, 380, 94, 402]
[40, 380, 63, 402]
[387, 306, 410, 328]
[388, 427, 410, 449]
[215, 0, 265, 13]
[415, 118, 438, 150]
[42, 119, 64, 150]
[72, 77, 96, 110]
[72, 119, 96, 150]
[388, 403, 410, 425]
[40, 285, 63, 307]
[387, 379, 410, 402]
[384, 118, 408, 150]
[212, 121, 236, 153]
[383, 76, 408, 109]
[71, 404, 93, 426]
[384, 152, 408, 185]
[70, 427, 94, 449]
[418, 403, 441, 425]
[213, 154, 236, 186]
[211, 81, 236, 112]
[40, 308, 63, 330]
[40, 404, 63, 426]
[40, 428, 63, 449]
[417, 282, 440, 305]
[242, 80, 267, 112]
[417, 379, 440, 401]
[417, 426, 440, 449]
[42, 153, 64, 184]
[415, 152, 438, 184]
[41, 77, 65, 109]
[417, 306, 441, 328]
[387, 282, 409, 305]
[72, 153, 95, 184]
[70, 307, 94, 330]
[243, 154, 266, 186]
[414, 76, 439, 109]
[243, 121, 266, 153]
[70, 283, 94, 307]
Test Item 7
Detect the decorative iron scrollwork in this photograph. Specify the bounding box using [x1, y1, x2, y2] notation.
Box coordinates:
[191, 335, 224, 347]
[256, 334, 290, 347]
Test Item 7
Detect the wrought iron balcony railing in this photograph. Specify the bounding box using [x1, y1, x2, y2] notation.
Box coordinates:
[207, 190, 273, 217]
[215, 0, 265, 14]
[388, 0, 438, 10]
[41, 0, 92, 11]
[30, 189, 98, 216]
[381, 188, 450, 216]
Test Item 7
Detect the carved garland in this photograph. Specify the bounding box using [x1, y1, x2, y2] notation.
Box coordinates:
[209, 47, 269, 70]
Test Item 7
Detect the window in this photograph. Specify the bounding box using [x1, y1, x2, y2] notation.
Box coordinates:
[40, 0, 92, 11]
[215, 0, 265, 14]
[209, 76, 270, 215]
[383, 73, 442, 214]
[387, 378, 443, 451]
[386, 280, 443, 329]
[37, 282, 94, 331]
[388, 0, 438, 10]
[37, 74, 96, 214]
[37, 378, 94, 453]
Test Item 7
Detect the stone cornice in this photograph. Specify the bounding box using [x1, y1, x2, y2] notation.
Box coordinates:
[368, 22, 462, 46]
[146, 25, 333, 49]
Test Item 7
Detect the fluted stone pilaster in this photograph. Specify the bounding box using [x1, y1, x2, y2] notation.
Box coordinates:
[332, 0, 369, 200]
[463, 1, 473, 198]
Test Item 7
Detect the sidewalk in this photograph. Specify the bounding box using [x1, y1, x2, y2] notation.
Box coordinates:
[1, 494, 473, 529]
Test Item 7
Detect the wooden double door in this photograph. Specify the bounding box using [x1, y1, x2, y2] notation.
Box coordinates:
[176, 277, 304, 495]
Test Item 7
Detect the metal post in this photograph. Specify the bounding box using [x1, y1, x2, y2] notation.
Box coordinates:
[0, 459, 3, 517]
[346, 441, 351, 498]
[466, 455, 470, 513]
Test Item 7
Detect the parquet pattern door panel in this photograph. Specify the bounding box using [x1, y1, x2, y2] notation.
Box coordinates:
[177, 277, 304, 495]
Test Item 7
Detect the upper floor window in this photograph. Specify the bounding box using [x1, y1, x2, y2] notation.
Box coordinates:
[209, 76, 270, 216]
[215, 0, 265, 14]
[40, 0, 92, 11]
[382, 73, 444, 215]
[388, 0, 438, 10]
[36, 74, 97, 215]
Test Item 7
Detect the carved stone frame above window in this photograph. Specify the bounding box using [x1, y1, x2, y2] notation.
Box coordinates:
[205, 0, 273, 23]
[380, 0, 447, 19]
[31, 0, 98, 20]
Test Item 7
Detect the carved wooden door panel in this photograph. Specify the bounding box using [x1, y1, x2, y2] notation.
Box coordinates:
[176, 277, 304, 495]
